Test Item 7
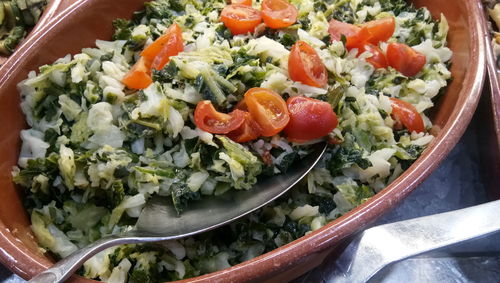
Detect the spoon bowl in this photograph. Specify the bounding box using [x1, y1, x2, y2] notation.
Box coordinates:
[28, 143, 327, 283]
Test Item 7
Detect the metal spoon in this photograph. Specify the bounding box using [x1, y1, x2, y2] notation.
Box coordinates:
[29, 143, 327, 283]
[301, 199, 500, 283]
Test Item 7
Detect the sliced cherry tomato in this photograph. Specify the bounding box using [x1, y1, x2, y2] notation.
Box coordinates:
[221, 4, 262, 35]
[231, 0, 252, 5]
[151, 32, 184, 70]
[284, 96, 338, 142]
[194, 100, 246, 134]
[390, 97, 425, 133]
[261, 0, 298, 29]
[328, 19, 371, 50]
[386, 43, 426, 77]
[235, 99, 248, 111]
[288, 41, 328, 88]
[244, 88, 290, 137]
[227, 112, 262, 142]
[141, 23, 183, 66]
[122, 57, 153, 89]
[363, 17, 395, 45]
[358, 44, 388, 69]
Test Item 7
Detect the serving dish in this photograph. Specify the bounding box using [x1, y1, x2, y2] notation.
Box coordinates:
[0, 0, 68, 65]
[483, 1, 500, 146]
[0, 0, 486, 281]
[479, 0, 500, 200]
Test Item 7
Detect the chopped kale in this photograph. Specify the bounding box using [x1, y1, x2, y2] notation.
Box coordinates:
[328, 133, 373, 175]
[112, 19, 133, 41]
[152, 61, 179, 83]
[195, 67, 236, 106]
[171, 183, 201, 214]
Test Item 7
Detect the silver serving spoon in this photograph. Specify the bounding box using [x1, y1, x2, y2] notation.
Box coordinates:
[302, 199, 500, 283]
[29, 143, 327, 283]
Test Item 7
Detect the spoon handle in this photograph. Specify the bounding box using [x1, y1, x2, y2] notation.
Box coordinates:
[28, 234, 130, 283]
[327, 199, 500, 283]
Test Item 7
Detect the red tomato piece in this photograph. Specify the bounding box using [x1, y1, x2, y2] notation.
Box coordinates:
[231, 0, 252, 5]
[386, 43, 426, 77]
[227, 112, 262, 142]
[151, 28, 184, 70]
[122, 57, 153, 89]
[390, 97, 425, 133]
[221, 4, 262, 35]
[328, 19, 372, 50]
[284, 96, 338, 142]
[244, 88, 290, 137]
[141, 23, 184, 66]
[235, 99, 248, 111]
[261, 0, 298, 29]
[363, 17, 396, 45]
[288, 41, 328, 88]
[357, 44, 388, 69]
[194, 101, 246, 134]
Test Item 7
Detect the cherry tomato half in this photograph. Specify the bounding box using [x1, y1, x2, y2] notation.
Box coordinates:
[227, 112, 262, 142]
[328, 19, 371, 50]
[122, 57, 153, 90]
[235, 99, 248, 111]
[284, 96, 338, 142]
[194, 101, 246, 134]
[363, 17, 395, 45]
[244, 88, 290, 137]
[358, 44, 388, 69]
[390, 97, 425, 133]
[231, 0, 252, 5]
[261, 0, 298, 29]
[221, 4, 262, 35]
[386, 43, 426, 77]
[141, 23, 184, 68]
[288, 41, 328, 88]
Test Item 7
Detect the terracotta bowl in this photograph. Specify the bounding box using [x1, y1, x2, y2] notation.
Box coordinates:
[479, 2, 500, 199]
[0, 0, 69, 65]
[483, 3, 500, 144]
[0, 0, 486, 281]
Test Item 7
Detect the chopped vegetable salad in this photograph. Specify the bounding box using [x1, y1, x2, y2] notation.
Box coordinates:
[13, 0, 452, 281]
